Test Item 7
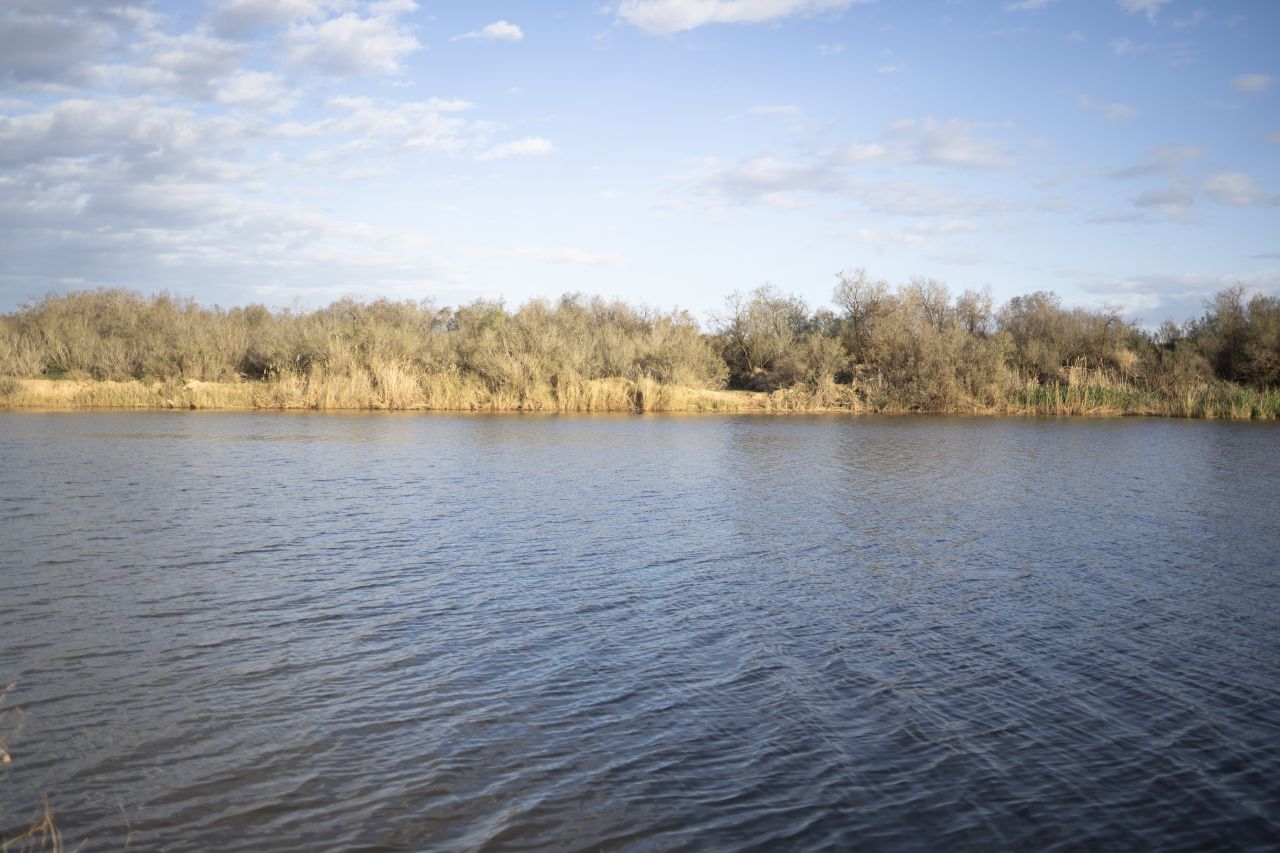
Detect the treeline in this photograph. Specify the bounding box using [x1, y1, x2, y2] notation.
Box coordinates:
[0, 274, 1277, 416]
[715, 272, 1279, 411]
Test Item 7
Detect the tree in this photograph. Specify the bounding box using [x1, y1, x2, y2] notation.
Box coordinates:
[833, 268, 890, 362]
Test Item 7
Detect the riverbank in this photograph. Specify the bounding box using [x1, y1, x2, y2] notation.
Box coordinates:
[2, 377, 1277, 418]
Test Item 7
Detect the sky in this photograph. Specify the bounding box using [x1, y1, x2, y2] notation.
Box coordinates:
[1, 0, 1277, 325]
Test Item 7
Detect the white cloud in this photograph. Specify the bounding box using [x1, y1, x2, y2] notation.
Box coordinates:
[1117, 0, 1171, 23]
[0, 76, 533, 308]
[476, 137, 554, 161]
[1202, 172, 1277, 207]
[1077, 95, 1139, 121]
[1230, 73, 1273, 94]
[818, 43, 845, 55]
[215, 70, 296, 112]
[1117, 170, 1276, 221]
[85, 29, 249, 100]
[208, 0, 328, 38]
[286, 6, 420, 76]
[876, 64, 905, 74]
[616, 0, 868, 35]
[0, 10, 113, 85]
[0, 98, 256, 168]
[748, 104, 800, 114]
[451, 20, 524, 42]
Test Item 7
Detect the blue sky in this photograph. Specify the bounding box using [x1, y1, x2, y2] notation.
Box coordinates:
[1, 0, 1277, 325]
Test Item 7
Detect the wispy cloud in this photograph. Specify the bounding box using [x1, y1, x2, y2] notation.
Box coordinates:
[1004, 0, 1054, 11]
[1117, 0, 1172, 24]
[1134, 184, 1197, 222]
[1202, 171, 1278, 207]
[748, 104, 800, 115]
[685, 133, 1020, 218]
[1110, 38, 1147, 57]
[1230, 73, 1273, 93]
[891, 118, 1013, 169]
[1077, 95, 1139, 121]
[1107, 146, 1205, 179]
[853, 218, 977, 248]
[476, 137, 554, 161]
[1172, 9, 1208, 29]
[533, 247, 624, 266]
[451, 20, 524, 42]
[616, 0, 870, 35]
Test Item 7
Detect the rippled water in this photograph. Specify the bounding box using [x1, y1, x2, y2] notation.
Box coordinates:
[1, 412, 1278, 850]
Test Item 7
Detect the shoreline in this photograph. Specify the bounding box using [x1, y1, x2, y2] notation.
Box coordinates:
[2, 378, 1276, 419]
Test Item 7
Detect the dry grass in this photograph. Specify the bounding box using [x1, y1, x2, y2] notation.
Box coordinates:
[3, 375, 1276, 418]
[1, 685, 74, 853]
[2, 798, 68, 853]
[0, 682, 17, 766]
[0, 376, 753, 412]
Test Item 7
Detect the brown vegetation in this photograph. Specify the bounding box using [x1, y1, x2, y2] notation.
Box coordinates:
[1, 798, 65, 853]
[1, 278, 1277, 417]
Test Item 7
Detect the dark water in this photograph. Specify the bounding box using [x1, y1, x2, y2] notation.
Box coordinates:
[1, 412, 1278, 851]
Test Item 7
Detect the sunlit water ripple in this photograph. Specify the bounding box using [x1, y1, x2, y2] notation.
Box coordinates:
[1, 412, 1277, 850]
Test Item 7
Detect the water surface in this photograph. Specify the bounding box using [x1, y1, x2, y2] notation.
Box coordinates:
[1, 412, 1278, 850]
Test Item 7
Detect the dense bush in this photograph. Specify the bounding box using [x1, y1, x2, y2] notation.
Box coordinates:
[2, 278, 1277, 416]
[0, 290, 725, 391]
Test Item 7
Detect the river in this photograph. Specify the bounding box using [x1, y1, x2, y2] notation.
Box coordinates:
[1, 412, 1277, 850]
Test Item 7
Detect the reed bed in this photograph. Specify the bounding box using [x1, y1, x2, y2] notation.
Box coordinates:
[8, 373, 1273, 418]
[0, 376, 765, 413]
